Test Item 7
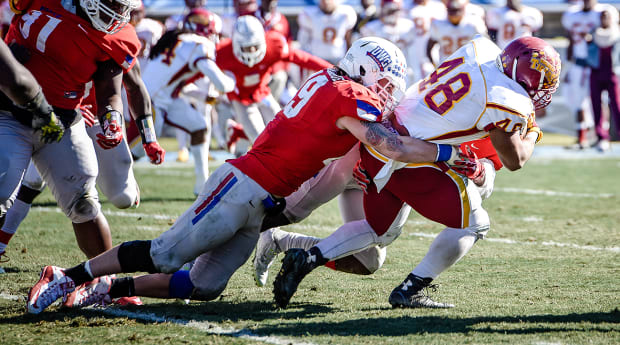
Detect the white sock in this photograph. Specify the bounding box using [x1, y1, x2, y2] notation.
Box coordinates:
[176, 130, 189, 151]
[273, 228, 322, 252]
[315, 220, 378, 261]
[412, 227, 478, 279]
[0, 199, 32, 253]
[190, 143, 209, 194]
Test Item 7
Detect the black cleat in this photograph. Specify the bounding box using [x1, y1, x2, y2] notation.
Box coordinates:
[273, 248, 314, 308]
[388, 273, 455, 309]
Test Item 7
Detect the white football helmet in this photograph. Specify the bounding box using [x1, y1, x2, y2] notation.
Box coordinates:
[232, 15, 266, 67]
[338, 37, 407, 115]
[80, 0, 140, 34]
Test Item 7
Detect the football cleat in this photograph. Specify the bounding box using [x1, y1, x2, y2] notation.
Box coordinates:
[177, 147, 190, 163]
[272, 248, 314, 308]
[113, 296, 143, 306]
[63, 275, 113, 309]
[388, 273, 455, 309]
[27, 266, 76, 314]
[253, 228, 282, 287]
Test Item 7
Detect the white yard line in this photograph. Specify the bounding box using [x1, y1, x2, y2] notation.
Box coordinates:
[0, 294, 314, 345]
[30, 207, 619, 253]
[495, 188, 614, 198]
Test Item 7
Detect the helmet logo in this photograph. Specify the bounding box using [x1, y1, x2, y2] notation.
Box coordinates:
[529, 51, 559, 90]
[366, 46, 392, 72]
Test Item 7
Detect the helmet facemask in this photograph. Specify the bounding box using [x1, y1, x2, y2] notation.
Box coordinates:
[232, 16, 267, 67]
[80, 0, 139, 34]
[368, 77, 405, 115]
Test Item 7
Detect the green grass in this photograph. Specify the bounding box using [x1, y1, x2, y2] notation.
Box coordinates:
[0, 155, 619, 345]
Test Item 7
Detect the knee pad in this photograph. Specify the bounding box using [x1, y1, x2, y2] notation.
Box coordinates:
[118, 240, 157, 273]
[68, 192, 100, 223]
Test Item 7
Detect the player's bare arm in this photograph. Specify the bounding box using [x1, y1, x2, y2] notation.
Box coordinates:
[0, 41, 39, 105]
[426, 38, 437, 67]
[337, 116, 440, 163]
[488, 128, 537, 171]
[93, 59, 125, 115]
[123, 59, 152, 120]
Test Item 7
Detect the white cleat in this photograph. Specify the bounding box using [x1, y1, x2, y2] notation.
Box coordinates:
[27, 266, 76, 314]
[253, 228, 282, 287]
[63, 276, 113, 309]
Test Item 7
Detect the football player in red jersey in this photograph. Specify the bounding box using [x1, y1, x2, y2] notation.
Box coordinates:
[25, 37, 462, 314]
[0, 0, 142, 263]
[216, 15, 332, 146]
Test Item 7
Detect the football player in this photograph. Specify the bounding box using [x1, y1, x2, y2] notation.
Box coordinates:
[487, 0, 543, 49]
[0, 0, 140, 262]
[406, 0, 449, 82]
[360, 0, 415, 84]
[130, 2, 165, 70]
[297, 0, 357, 65]
[25, 37, 461, 314]
[215, 16, 331, 146]
[428, 0, 487, 66]
[561, 0, 617, 149]
[135, 8, 234, 195]
[273, 36, 559, 309]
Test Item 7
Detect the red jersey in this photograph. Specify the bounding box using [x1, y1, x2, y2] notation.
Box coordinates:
[216, 30, 331, 105]
[230, 68, 383, 196]
[5, 0, 139, 110]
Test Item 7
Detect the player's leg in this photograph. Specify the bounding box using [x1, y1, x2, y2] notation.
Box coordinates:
[384, 167, 490, 308]
[268, 70, 289, 106]
[608, 74, 620, 141]
[175, 129, 190, 162]
[257, 93, 281, 125]
[87, 125, 140, 209]
[590, 72, 607, 148]
[566, 65, 593, 149]
[231, 100, 265, 143]
[0, 113, 33, 267]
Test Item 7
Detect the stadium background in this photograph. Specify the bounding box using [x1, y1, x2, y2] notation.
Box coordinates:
[142, 0, 620, 140]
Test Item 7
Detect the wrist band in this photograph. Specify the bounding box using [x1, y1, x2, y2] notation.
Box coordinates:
[136, 114, 157, 144]
[436, 144, 453, 162]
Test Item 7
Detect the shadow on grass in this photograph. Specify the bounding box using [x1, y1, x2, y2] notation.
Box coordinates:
[255, 309, 620, 336]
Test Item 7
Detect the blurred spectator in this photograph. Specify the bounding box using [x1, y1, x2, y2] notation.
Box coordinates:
[588, 9, 620, 151]
[486, 0, 543, 49]
[297, 0, 357, 65]
[166, 0, 222, 33]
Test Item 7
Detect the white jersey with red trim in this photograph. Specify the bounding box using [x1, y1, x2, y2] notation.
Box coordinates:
[135, 18, 165, 68]
[393, 36, 533, 145]
[430, 16, 487, 62]
[487, 6, 543, 49]
[142, 33, 216, 107]
[297, 5, 357, 63]
[407, 1, 447, 68]
[360, 18, 415, 60]
[562, 4, 618, 60]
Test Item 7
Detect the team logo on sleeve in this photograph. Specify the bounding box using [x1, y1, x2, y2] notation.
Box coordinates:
[356, 99, 382, 122]
[121, 54, 135, 69]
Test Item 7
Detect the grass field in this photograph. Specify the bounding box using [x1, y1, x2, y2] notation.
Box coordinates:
[0, 139, 618, 345]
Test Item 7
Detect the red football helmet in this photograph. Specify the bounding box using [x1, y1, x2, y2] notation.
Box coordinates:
[498, 36, 561, 110]
[184, 8, 217, 39]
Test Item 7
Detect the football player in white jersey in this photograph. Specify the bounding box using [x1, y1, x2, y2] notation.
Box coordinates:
[487, 0, 543, 50]
[360, 0, 415, 84]
[428, 0, 487, 65]
[138, 9, 235, 195]
[166, 0, 222, 34]
[407, 0, 448, 82]
[561, 0, 617, 149]
[297, 0, 357, 65]
[130, 4, 165, 70]
[273, 36, 560, 309]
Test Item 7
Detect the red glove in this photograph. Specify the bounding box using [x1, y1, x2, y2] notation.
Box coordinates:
[144, 142, 165, 165]
[451, 147, 486, 185]
[79, 104, 96, 128]
[96, 109, 123, 149]
[352, 159, 371, 194]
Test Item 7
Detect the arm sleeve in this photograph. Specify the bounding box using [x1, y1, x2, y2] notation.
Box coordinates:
[195, 58, 235, 93]
[286, 47, 333, 70]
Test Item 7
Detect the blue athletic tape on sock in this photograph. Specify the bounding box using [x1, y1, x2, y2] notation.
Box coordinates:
[169, 270, 194, 299]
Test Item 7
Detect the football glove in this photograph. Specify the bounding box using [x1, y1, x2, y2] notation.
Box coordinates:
[352, 159, 371, 194]
[143, 142, 165, 165]
[79, 104, 96, 128]
[451, 147, 486, 185]
[526, 117, 543, 144]
[96, 107, 123, 149]
[23, 90, 64, 144]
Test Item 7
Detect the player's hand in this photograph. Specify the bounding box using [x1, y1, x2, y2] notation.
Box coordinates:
[144, 141, 165, 165]
[96, 109, 123, 149]
[451, 147, 486, 185]
[79, 105, 96, 127]
[352, 159, 371, 194]
[33, 110, 65, 144]
[527, 116, 543, 144]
